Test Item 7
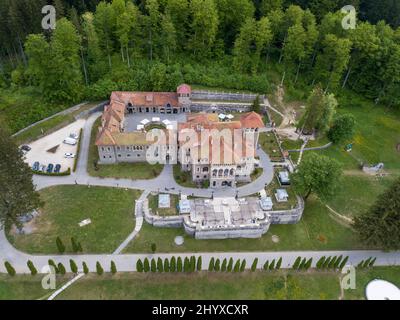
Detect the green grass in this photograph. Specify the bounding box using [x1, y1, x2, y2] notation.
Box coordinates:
[173, 164, 199, 188]
[124, 197, 365, 254]
[148, 193, 179, 216]
[7, 185, 141, 254]
[88, 118, 164, 179]
[265, 173, 298, 210]
[0, 274, 73, 300]
[54, 267, 400, 300]
[259, 132, 284, 162]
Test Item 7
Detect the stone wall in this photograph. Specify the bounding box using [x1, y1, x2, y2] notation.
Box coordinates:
[268, 196, 304, 224]
[191, 91, 265, 102]
[143, 199, 184, 228]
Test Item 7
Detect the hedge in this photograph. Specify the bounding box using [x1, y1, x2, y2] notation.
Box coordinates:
[73, 128, 83, 172]
[33, 167, 71, 176]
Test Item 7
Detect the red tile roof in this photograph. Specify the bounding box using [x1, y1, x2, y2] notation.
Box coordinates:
[177, 84, 192, 94]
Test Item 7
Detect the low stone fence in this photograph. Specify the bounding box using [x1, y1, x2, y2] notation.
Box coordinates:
[268, 196, 305, 224]
[142, 199, 184, 228]
[192, 90, 265, 102]
[74, 101, 108, 120]
[190, 103, 252, 113]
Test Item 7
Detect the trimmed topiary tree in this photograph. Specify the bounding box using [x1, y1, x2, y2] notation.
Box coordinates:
[27, 260, 37, 276]
[221, 258, 227, 272]
[164, 258, 170, 272]
[69, 259, 78, 274]
[328, 256, 337, 269]
[227, 258, 233, 272]
[5, 261, 16, 276]
[157, 258, 163, 272]
[48, 259, 58, 274]
[269, 259, 276, 270]
[197, 256, 202, 271]
[240, 259, 246, 272]
[190, 256, 196, 272]
[316, 256, 325, 269]
[305, 258, 312, 270]
[334, 255, 343, 269]
[339, 256, 349, 269]
[299, 258, 306, 270]
[292, 257, 301, 270]
[144, 258, 150, 272]
[214, 259, 220, 272]
[234, 260, 240, 272]
[251, 258, 258, 272]
[263, 260, 269, 271]
[170, 257, 176, 272]
[276, 257, 282, 270]
[96, 262, 103, 275]
[184, 257, 190, 272]
[151, 259, 157, 272]
[369, 257, 376, 267]
[363, 257, 372, 269]
[323, 257, 332, 269]
[82, 262, 89, 274]
[56, 237, 65, 254]
[58, 263, 66, 275]
[177, 257, 183, 272]
[136, 259, 144, 272]
[71, 237, 79, 253]
[111, 261, 117, 274]
[208, 258, 215, 271]
[151, 243, 157, 253]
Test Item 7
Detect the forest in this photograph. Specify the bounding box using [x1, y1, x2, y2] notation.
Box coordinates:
[0, 0, 400, 133]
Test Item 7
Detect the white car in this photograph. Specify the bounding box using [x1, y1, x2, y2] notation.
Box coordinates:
[69, 133, 79, 139]
[63, 137, 77, 145]
[64, 153, 76, 159]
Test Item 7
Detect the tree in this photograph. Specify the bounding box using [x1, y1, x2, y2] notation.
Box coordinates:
[316, 256, 325, 269]
[208, 258, 215, 271]
[334, 256, 343, 269]
[56, 237, 66, 254]
[214, 259, 221, 271]
[263, 260, 269, 271]
[58, 263, 66, 275]
[111, 261, 117, 274]
[170, 257, 176, 272]
[177, 257, 183, 272]
[328, 114, 356, 144]
[70, 259, 78, 274]
[0, 126, 41, 229]
[96, 261, 103, 275]
[184, 257, 190, 272]
[328, 256, 337, 269]
[94, 1, 115, 68]
[354, 178, 400, 250]
[339, 256, 349, 269]
[151, 259, 157, 272]
[27, 260, 37, 275]
[251, 258, 258, 272]
[71, 237, 79, 253]
[233, 260, 240, 272]
[221, 258, 227, 272]
[269, 259, 276, 270]
[190, 256, 196, 272]
[164, 258, 170, 272]
[323, 257, 331, 269]
[276, 257, 282, 270]
[48, 259, 58, 274]
[197, 256, 202, 271]
[292, 153, 342, 201]
[298, 258, 306, 270]
[144, 258, 150, 272]
[227, 258, 233, 272]
[260, 0, 283, 16]
[161, 14, 177, 63]
[157, 258, 163, 272]
[292, 257, 301, 270]
[82, 262, 89, 274]
[145, 0, 161, 61]
[151, 243, 157, 253]
[5, 261, 16, 276]
[369, 257, 377, 267]
[251, 95, 262, 114]
[240, 259, 246, 272]
[305, 258, 312, 270]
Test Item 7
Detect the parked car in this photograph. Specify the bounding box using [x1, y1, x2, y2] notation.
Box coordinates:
[20, 145, 31, 152]
[69, 133, 79, 139]
[46, 163, 54, 173]
[54, 164, 61, 173]
[32, 161, 40, 171]
[64, 153, 76, 158]
[63, 137, 77, 145]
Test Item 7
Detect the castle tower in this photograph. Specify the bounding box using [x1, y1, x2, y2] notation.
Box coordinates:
[177, 84, 192, 107]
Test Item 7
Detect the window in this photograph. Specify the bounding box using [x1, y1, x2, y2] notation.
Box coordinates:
[118, 154, 121, 157]
[127, 154, 131, 157]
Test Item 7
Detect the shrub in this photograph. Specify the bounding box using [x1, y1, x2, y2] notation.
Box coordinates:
[363, 257, 372, 268]
[48, 259, 58, 274]
[334, 256, 343, 269]
[263, 260, 269, 271]
[369, 257, 377, 267]
[339, 256, 349, 269]
[208, 258, 215, 271]
[357, 260, 364, 268]
[292, 257, 301, 270]
[71, 237, 79, 253]
[170, 257, 176, 272]
[151, 243, 157, 253]
[316, 256, 325, 269]
[58, 263, 66, 275]
[299, 258, 306, 270]
[196, 256, 202, 271]
[157, 258, 163, 272]
[82, 262, 89, 274]
[111, 261, 117, 274]
[5, 261, 16, 276]
[221, 258, 227, 272]
[184, 257, 190, 272]
[323, 257, 332, 269]
[214, 259, 221, 272]
[276, 257, 282, 270]
[305, 258, 312, 270]
[234, 260, 240, 272]
[33, 168, 71, 176]
[251, 258, 258, 272]
[227, 258, 233, 272]
[96, 262, 103, 275]
[269, 259, 276, 270]
[69, 259, 78, 274]
[328, 256, 337, 269]
[190, 256, 196, 272]
[144, 258, 150, 272]
[151, 259, 157, 272]
[27, 260, 37, 276]
[136, 259, 144, 272]
[177, 257, 183, 272]
[56, 237, 65, 254]
[240, 259, 246, 272]
[164, 258, 170, 272]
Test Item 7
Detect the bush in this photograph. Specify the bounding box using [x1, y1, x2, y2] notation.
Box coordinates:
[151, 259, 157, 272]
[339, 256, 349, 269]
[221, 258, 227, 272]
[58, 263, 66, 275]
[164, 258, 170, 272]
[144, 258, 150, 272]
[196, 256, 202, 271]
[234, 260, 240, 272]
[263, 260, 269, 271]
[190, 256, 196, 272]
[334, 256, 343, 269]
[328, 256, 337, 269]
[269, 259, 276, 270]
[82, 262, 89, 274]
[323, 257, 332, 269]
[4, 261, 16, 276]
[299, 258, 306, 270]
[27, 260, 37, 276]
[71, 237, 79, 253]
[151, 243, 157, 253]
[184, 257, 190, 272]
[111, 261, 117, 274]
[136, 259, 144, 272]
[316, 256, 325, 269]
[96, 261, 104, 275]
[157, 258, 163, 272]
[292, 257, 301, 270]
[276, 257, 282, 270]
[72, 129, 83, 172]
[240, 259, 246, 272]
[362, 257, 372, 268]
[33, 168, 71, 176]
[170, 257, 176, 272]
[177, 257, 183, 272]
[369, 257, 376, 267]
[214, 259, 221, 272]
[227, 258, 233, 272]
[56, 237, 65, 254]
[69, 259, 78, 274]
[208, 258, 215, 272]
[251, 258, 258, 272]
[305, 258, 312, 270]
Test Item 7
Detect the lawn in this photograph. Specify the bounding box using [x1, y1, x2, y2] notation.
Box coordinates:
[259, 132, 284, 162]
[88, 118, 164, 179]
[7, 185, 141, 254]
[55, 267, 400, 300]
[173, 164, 200, 188]
[0, 274, 73, 300]
[148, 193, 179, 216]
[265, 172, 298, 210]
[124, 197, 366, 254]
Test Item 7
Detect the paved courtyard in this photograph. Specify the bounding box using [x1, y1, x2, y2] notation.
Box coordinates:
[124, 113, 187, 132]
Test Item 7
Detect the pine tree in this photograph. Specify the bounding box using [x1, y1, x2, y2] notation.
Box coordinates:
[190, 256, 196, 272]
[214, 259, 221, 272]
[221, 258, 227, 272]
[369, 257, 377, 268]
[208, 258, 215, 271]
[323, 257, 332, 269]
[56, 237, 66, 254]
[177, 257, 183, 272]
[263, 260, 269, 271]
[276, 257, 282, 270]
[164, 258, 170, 272]
[170, 257, 176, 272]
[151, 259, 157, 272]
[184, 257, 190, 272]
[4, 261, 16, 276]
[240, 259, 246, 272]
[196, 256, 202, 271]
[234, 260, 240, 272]
[136, 259, 144, 272]
[58, 263, 66, 275]
[227, 258, 233, 272]
[157, 258, 163, 272]
[82, 262, 89, 274]
[151, 243, 157, 253]
[71, 237, 79, 252]
[69, 259, 78, 274]
[111, 261, 117, 274]
[27, 260, 37, 276]
[334, 256, 343, 269]
[96, 261, 103, 275]
[251, 258, 258, 272]
[305, 258, 312, 270]
[269, 259, 276, 270]
[316, 256, 325, 269]
[144, 258, 150, 272]
[328, 256, 337, 269]
[339, 256, 349, 269]
[48, 259, 58, 274]
[292, 257, 301, 270]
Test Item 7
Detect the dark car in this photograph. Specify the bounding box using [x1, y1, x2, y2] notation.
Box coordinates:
[46, 164, 54, 173]
[21, 145, 31, 152]
[54, 164, 61, 173]
[32, 161, 40, 171]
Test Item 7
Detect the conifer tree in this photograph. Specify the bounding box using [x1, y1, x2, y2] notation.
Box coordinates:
[240, 259, 246, 272]
[177, 257, 183, 272]
[4, 261, 16, 276]
[136, 259, 144, 272]
[27, 260, 37, 276]
[196, 256, 202, 271]
[276, 257, 282, 270]
[227, 258, 233, 272]
[170, 257, 176, 272]
[69, 259, 78, 274]
[151, 259, 157, 272]
[251, 258, 258, 272]
[82, 262, 89, 274]
[144, 258, 150, 272]
[221, 258, 227, 272]
[157, 258, 163, 272]
[111, 261, 117, 274]
[96, 261, 103, 275]
[208, 258, 215, 271]
[263, 260, 269, 271]
[58, 263, 66, 275]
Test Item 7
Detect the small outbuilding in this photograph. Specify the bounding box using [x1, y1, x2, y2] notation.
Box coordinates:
[260, 197, 273, 211]
[275, 189, 289, 202]
[278, 171, 291, 186]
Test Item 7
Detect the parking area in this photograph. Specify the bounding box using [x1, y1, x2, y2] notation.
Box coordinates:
[22, 119, 86, 172]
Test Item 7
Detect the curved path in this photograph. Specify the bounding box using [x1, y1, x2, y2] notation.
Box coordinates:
[1, 112, 400, 275]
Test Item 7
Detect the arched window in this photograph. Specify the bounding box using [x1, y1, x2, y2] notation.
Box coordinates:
[230, 168, 234, 176]
[212, 169, 217, 177]
[224, 169, 229, 176]
[203, 167, 209, 172]
[218, 169, 223, 176]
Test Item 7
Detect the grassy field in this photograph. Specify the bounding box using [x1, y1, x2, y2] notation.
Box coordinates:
[7, 186, 140, 254]
[259, 132, 284, 162]
[53, 267, 400, 300]
[0, 274, 73, 300]
[148, 193, 179, 216]
[88, 118, 164, 179]
[124, 197, 366, 253]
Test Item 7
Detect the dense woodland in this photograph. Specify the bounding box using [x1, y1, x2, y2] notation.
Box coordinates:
[0, 0, 400, 110]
